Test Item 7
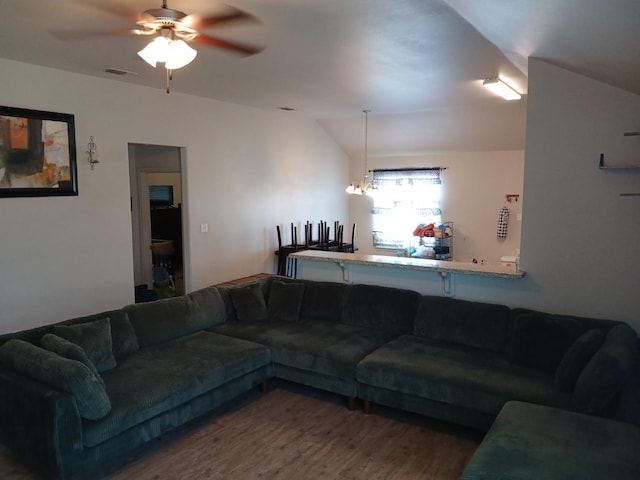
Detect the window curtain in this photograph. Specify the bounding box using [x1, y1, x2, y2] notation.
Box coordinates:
[371, 168, 443, 248]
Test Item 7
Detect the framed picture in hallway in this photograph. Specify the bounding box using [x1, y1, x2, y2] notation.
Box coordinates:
[0, 105, 78, 197]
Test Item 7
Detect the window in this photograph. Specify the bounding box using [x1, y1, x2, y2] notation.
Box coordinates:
[371, 168, 443, 248]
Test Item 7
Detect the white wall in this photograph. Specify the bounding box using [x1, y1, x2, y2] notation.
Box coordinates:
[0, 59, 348, 334]
[518, 59, 640, 328]
[349, 151, 524, 265]
[310, 59, 640, 332]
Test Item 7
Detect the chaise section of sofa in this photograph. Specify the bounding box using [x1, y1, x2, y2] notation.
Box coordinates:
[0, 285, 272, 479]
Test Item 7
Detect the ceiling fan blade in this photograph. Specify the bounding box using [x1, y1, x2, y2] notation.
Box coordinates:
[185, 7, 259, 31]
[191, 34, 263, 56]
[49, 29, 141, 41]
[73, 0, 139, 20]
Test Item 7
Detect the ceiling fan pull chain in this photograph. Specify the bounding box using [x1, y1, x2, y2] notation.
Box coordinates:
[166, 68, 171, 94]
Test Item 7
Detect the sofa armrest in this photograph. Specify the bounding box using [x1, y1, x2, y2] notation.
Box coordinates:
[573, 324, 639, 415]
[0, 367, 83, 475]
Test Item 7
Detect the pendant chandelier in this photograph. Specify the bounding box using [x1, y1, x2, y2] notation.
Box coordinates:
[346, 109, 377, 196]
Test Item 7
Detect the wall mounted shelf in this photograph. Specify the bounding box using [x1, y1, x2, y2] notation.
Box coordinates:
[598, 153, 640, 170]
[598, 132, 640, 196]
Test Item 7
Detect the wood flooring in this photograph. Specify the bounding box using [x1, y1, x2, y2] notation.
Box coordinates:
[0, 380, 483, 480]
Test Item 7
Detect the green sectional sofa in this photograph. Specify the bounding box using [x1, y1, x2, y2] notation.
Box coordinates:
[0, 276, 637, 479]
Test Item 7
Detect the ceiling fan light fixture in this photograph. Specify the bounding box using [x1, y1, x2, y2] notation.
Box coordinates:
[137, 36, 170, 67]
[482, 77, 521, 100]
[137, 36, 197, 70]
[165, 39, 197, 69]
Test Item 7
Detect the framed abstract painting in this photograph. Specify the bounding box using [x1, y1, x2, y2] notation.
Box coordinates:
[0, 106, 78, 197]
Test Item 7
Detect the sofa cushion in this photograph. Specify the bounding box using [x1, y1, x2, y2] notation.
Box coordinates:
[299, 281, 346, 323]
[52, 317, 116, 372]
[573, 323, 638, 414]
[509, 310, 585, 372]
[268, 280, 305, 322]
[40, 333, 105, 388]
[414, 296, 513, 352]
[125, 286, 226, 347]
[213, 320, 397, 378]
[229, 282, 269, 323]
[0, 339, 111, 420]
[84, 331, 270, 447]
[342, 284, 420, 335]
[216, 287, 238, 322]
[554, 328, 605, 393]
[357, 335, 572, 416]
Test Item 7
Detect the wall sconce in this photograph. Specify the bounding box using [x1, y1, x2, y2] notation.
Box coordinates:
[87, 136, 99, 169]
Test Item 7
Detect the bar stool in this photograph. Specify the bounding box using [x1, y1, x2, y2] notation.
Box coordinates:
[276, 225, 304, 277]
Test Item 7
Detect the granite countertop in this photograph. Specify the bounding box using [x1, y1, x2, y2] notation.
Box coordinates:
[290, 250, 525, 279]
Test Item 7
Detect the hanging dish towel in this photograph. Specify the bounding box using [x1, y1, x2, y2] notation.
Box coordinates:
[497, 206, 509, 238]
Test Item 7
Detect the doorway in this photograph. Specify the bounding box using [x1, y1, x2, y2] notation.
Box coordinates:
[129, 143, 187, 299]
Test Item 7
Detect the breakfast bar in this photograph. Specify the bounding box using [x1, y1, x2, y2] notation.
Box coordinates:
[291, 250, 525, 278]
[290, 250, 525, 297]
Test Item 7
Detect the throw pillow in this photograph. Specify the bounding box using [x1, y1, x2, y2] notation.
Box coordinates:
[268, 281, 305, 322]
[41, 333, 105, 388]
[0, 339, 111, 420]
[573, 324, 638, 414]
[53, 317, 116, 372]
[67, 310, 139, 358]
[554, 328, 604, 392]
[109, 312, 140, 358]
[184, 286, 228, 328]
[229, 282, 269, 322]
[509, 310, 585, 372]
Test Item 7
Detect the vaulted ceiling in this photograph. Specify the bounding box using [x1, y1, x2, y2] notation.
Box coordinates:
[0, 0, 638, 158]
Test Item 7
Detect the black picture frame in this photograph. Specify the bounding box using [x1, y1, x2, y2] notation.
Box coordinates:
[0, 106, 78, 197]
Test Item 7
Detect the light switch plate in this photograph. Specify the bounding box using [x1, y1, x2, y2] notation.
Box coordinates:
[200, 223, 209, 233]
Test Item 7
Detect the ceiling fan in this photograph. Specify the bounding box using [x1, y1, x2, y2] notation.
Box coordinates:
[52, 1, 263, 92]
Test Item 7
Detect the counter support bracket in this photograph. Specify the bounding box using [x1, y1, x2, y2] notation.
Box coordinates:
[338, 262, 352, 284]
[440, 271, 455, 297]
